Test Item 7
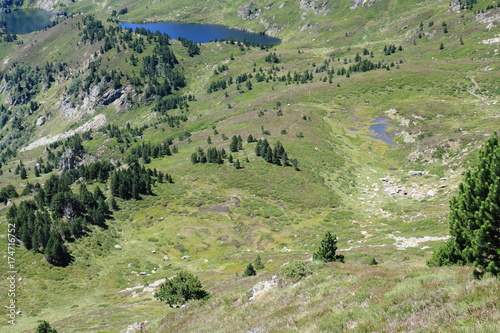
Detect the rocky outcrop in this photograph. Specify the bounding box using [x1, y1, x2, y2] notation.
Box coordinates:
[475, 11, 500, 31]
[350, 0, 380, 10]
[38, 0, 74, 11]
[58, 149, 82, 173]
[238, 3, 262, 20]
[249, 279, 278, 302]
[299, 0, 330, 15]
[20, 114, 107, 152]
[125, 321, 150, 333]
[97, 89, 122, 106]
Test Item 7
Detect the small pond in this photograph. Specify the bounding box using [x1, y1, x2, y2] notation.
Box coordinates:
[0, 9, 53, 34]
[369, 118, 396, 146]
[119, 21, 281, 44]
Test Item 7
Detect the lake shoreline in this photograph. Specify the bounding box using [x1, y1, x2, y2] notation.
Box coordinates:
[119, 20, 281, 45]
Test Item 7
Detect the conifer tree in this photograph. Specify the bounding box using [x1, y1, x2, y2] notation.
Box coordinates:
[428, 133, 500, 277]
[230, 135, 239, 152]
[36, 320, 58, 333]
[234, 159, 241, 169]
[243, 263, 257, 276]
[20, 165, 27, 180]
[253, 255, 265, 269]
[313, 231, 344, 263]
[45, 232, 72, 267]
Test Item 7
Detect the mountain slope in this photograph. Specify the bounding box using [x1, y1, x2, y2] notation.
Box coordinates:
[0, 0, 499, 332]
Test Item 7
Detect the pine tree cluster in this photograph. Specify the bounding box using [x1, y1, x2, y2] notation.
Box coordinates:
[110, 163, 160, 199]
[191, 147, 227, 164]
[127, 140, 173, 164]
[8, 179, 111, 266]
[255, 139, 291, 167]
[178, 36, 201, 57]
[229, 135, 244, 152]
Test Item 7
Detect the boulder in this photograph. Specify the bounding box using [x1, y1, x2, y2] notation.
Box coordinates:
[36, 116, 46, 126]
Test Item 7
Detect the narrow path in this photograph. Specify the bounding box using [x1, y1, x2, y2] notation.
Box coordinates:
[467, 76, 486, 101]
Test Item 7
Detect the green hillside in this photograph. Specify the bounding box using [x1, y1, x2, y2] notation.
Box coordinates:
[0, 0, 499, 332]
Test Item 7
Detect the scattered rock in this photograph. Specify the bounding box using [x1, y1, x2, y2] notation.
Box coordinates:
[350, 0, 380, 10]
[249, 280, 278, 302]
[36, 116, 46, 126]
[408, 170, 427, 176]
[114, 245, 123, 250]
[390, 235, 450, 250]
[300, 0, 330, 15]
[126, 320, 150, 333]
[181, 255, 191, 260]
[163, 255, 170, 260]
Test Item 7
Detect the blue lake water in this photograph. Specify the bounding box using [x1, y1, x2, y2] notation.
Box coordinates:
[119, 21, 281, 44]
[369, 123, 396, 146]
[0, 9, 53, 34]
[371, 117, 389, 124]
[369, 124, 388, 136]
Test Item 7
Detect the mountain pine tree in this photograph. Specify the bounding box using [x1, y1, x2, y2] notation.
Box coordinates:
[253, 255, 265, 269]
[243, 263, 257, 276]
[36, 320, 57, 333]
[428, 133, 500, 277]
[313, 231, 344, 263]
[45, 232, 72, 267]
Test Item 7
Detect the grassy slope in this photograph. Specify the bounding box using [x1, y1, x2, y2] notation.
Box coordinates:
[0, 0, 499, 332]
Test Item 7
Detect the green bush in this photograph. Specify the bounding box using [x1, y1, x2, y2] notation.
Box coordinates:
[279, 261, 316, 283]
[155, 271, 210, 308]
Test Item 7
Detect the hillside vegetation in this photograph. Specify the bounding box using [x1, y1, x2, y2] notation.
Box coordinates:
[0, 0, 499, 332]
